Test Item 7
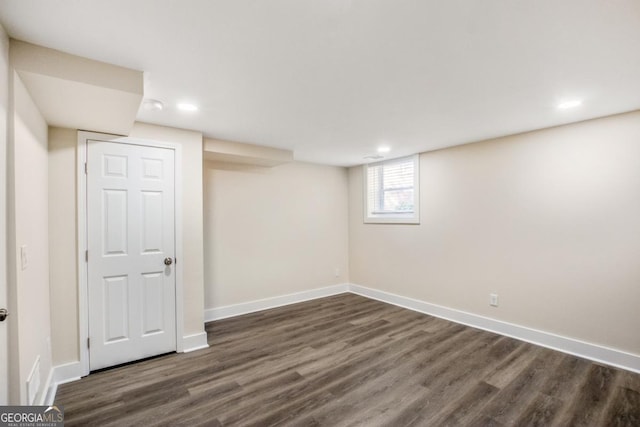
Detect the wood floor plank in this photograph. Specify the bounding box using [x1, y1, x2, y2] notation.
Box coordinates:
[292, 342, 431, 425]
[511, 392, 563, 426]
[600, 386, 640, 426]
[478, 349, 563, 425]
[55, 293, 640, 426]
[555, 363, 620, 426]
[242, 329, 444, 425]
[539, 353, 591, 401]
[620, 369, 640, 393]
[483, 342, 540, 389]
[428, 381, 500, 426]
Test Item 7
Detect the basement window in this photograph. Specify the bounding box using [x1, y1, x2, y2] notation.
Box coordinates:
[364, 154, 420, 224]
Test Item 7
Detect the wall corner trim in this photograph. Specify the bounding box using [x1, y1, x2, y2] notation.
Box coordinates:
[347, 283, 640, 374]
[183, 332, 209, 353]
[204, 284, 350, 322]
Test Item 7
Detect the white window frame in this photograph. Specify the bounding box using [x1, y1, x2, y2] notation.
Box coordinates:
[363, 154, 420, 224]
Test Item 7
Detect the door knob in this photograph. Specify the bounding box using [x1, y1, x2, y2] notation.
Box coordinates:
[0, 308, 8, 322]
[164, 257, 173, 266]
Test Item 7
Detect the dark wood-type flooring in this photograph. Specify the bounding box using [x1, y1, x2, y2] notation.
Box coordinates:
[56, 293, 640, 426]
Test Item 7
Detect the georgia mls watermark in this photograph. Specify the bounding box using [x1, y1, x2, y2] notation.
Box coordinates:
[0, 406, 64, 427]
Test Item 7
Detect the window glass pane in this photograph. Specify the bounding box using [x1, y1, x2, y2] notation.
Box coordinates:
[382, 188, 413, 212]
[365, 154, 419, 223]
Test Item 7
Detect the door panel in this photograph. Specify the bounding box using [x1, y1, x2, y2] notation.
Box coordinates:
[103, 189, 128, 255]
[141, 272, 164, 335]
[141, 191, 163, 253]
[88, 140, 176, 371]
[103, 275, 129, 342]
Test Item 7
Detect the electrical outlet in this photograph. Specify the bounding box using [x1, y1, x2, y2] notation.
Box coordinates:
[489, 293, 499, 307]
[20, 245, 28, 270]
[334, 267, 340, 278]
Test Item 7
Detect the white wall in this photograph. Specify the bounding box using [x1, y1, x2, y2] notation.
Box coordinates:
[349, 111, 640, 356]
[48, 127, 78, 365]
[204, 161, 349, 308]
[10, 71, 52, 404]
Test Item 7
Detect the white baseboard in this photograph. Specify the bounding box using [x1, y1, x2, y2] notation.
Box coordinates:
[53, 361, 83, 386]
[204, 284, 350, 322]
[43, 361, 83, 405]
[348, 283, 640, 374]
[183, 332, 209, 353]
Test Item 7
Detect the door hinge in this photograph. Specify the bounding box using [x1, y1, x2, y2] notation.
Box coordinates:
[85, 250, 88, 262]
[87, 337, 90, 349]
[84, 162, 87, 174]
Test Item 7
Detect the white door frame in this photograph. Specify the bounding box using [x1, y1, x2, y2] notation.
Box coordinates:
[77, 131, 184, 376]
[0, 79, 7, 406]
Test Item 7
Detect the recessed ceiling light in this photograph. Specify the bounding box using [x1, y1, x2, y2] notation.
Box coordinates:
[142, 99, 164, 111]
[377, 146, 391, 153]
[177, 103, 198, 112]
[557, 100, 582, 110]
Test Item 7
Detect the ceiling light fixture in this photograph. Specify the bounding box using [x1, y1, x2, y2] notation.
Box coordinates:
[557, 99, 582, 110]
[142, 99, 164, 111]
[177, 102, 198, 112]
[377, 146, 391, 153]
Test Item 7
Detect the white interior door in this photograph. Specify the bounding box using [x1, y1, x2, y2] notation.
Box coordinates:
[87, 140, 176, 371]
